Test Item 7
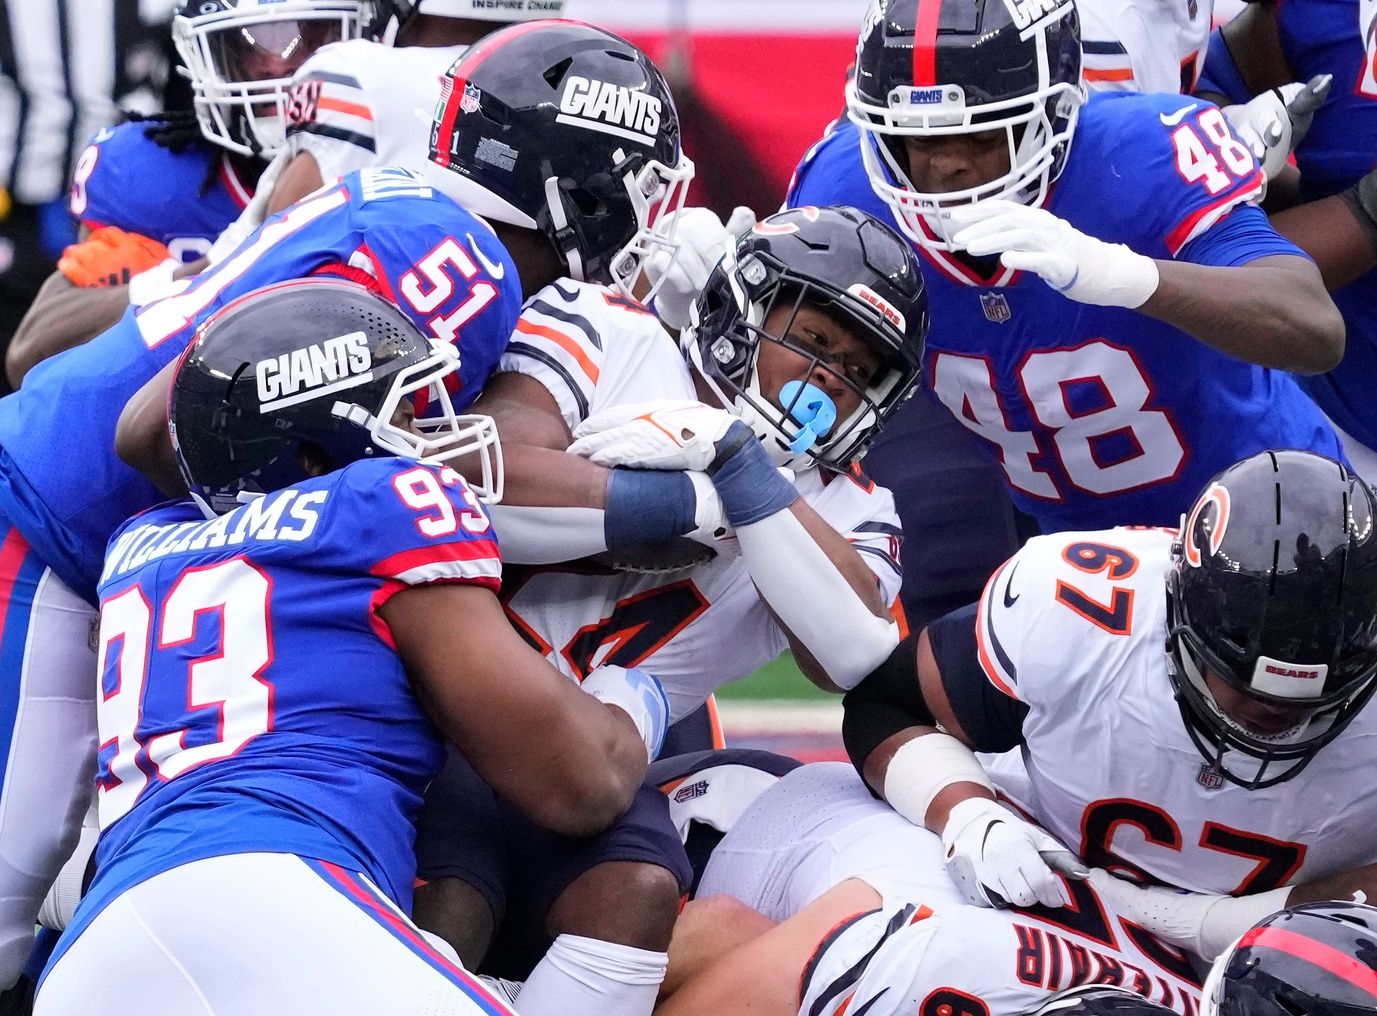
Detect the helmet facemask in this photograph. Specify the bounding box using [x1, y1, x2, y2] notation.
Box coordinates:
[345, 339, 503, 502]
[603, 150, 695, 302]
[847, 75, 1084, 250]
[1165, 568, 1377, 790]
[686, 249, 916, 473]
[174, 1, 363, 158]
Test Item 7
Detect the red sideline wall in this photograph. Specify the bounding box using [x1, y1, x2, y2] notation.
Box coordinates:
[565, 1, 869, 214]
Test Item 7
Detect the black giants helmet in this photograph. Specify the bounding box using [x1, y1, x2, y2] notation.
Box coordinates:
[1166, 450, 1377, 789]
[174, 0, 364, 158]
[684, 205, 927, 473]
[1203, 903, 1377, 1016]
[1030, 986, 1177, 1016]
[846, 0, 1084, 249]
[425, 20, 693, 298]
[171, 278, 502, 516]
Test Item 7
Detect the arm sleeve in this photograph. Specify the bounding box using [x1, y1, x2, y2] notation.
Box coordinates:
[333, 459, 502, 594]
[1175, 202, 1310, 267]
[498, 290, 608, 432]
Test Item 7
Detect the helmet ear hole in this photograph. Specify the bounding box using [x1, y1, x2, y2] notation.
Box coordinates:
[296, 441, 336, 478]
[565, 187, 604, 217]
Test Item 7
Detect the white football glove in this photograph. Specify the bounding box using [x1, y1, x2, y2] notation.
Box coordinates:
[942, 797, 1088, 909]
[643, 205, 755, 329]
[1086, 868, 1293, 961]
[582, 664, 671, 761]
[1223, 74, 1332, 183]
[948, 200, 1160, 309]
[570, 400, 739, 471]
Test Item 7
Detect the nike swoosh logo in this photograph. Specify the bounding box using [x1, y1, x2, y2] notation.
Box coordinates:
[468, 233, 506, 280]
[1159, 103, 1199, 127]
[1003, 561, 1021, 608]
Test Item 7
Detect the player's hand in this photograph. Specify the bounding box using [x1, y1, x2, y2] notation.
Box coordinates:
[643, 205, 755, 330]
[1223, 74, 1332, 183]
[947, 200, 1159, 309]
[941, 797, 1088, 909]
[570, 400, 739, 471]
[58, 227, 172, 288]
[582, 664, 671, 761]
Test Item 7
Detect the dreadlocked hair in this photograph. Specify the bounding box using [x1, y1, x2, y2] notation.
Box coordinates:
[120, 110, 222, 195]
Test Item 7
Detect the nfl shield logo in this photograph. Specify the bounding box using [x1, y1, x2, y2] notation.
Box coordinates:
[460, 82, 482, 114]
[1197, 762, 1224, 790]
[980, 292, 1011, 324]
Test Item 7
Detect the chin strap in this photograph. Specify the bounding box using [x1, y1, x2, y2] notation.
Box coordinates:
[544, 176, 585, 282]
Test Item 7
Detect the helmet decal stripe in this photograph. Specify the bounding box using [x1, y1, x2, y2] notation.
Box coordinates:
[1238, 926, 1377, 1000]
[435, 19, 554, 168]
[912, 0, 942, 86]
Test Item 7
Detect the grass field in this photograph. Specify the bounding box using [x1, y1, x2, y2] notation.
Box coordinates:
[716, 652, 829, 701]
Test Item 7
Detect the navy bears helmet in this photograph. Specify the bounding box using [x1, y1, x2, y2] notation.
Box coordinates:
[685, 205, 928, 472]
[1166, 450, 1377, 788]
[1203, 903, 1377, 1016]
[171, 278, 501, 516]
[1032, 986, 1178, 1016]
[846, 0, 1084, 249]
[424, 20, 693, 300]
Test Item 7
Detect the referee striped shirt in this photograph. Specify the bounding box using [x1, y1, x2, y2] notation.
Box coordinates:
[0, 0, 173, 205]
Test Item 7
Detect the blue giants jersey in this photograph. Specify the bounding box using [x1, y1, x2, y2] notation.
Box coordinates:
[0, 167, 520, 602]
[68, 123, 254, 263]
[788, 92, 1341, 533]
[70, 458, 499, 956]
[1276, 0, 1377, 452]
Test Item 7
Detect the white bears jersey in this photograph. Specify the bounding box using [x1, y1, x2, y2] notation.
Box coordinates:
[285, 40, 465, 184]
[701, 765, 1203, 1016]
[1078, 0, 1212, 93]
[496, 281, 904, 721]
[976, 527, 1377, 895]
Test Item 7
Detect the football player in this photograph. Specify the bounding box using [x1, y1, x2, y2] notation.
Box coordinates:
[1201, 901, 1377, 1015]
[1194, 0, 1377, 479]
[787, 0, 1345, 542]
[1078, 0, 1213, 94]
[31, 278, 667, 1016]
[219, 0, 569, 239]
[406, 205, 923, 1016]
[238, 1, 734, 331]
[0, 20, 681, 989]
[655, 762, 1203, 1016]
[841, 450, 1377, 965]
[7, 0, 366, 387]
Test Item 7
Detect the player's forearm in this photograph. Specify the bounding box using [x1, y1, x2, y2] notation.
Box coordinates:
[1143, 254, 1344, 373]
[7, 273, 128, 387]
[1286, 862, 1377, 907]
[741, 500, 895, 691]
[1271, 193, 1377, 291]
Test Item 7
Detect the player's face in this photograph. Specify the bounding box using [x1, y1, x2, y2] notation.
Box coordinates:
[1203, 672, 1313, 738]
[756, 302, 881, 422]
[900, 130, 1011, 194]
